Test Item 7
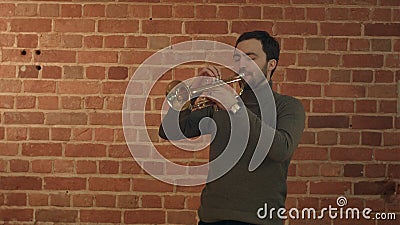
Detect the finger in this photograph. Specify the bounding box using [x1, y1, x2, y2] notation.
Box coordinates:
[199, 67, 215, 77]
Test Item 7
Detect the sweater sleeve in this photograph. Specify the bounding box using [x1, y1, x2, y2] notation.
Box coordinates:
[159, 106, 214, 140]
[245, 97, 305, 162]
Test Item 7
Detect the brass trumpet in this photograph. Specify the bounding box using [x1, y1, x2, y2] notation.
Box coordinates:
[166, 72, 245, 111]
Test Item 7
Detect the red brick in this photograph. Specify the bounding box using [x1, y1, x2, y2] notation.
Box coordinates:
[339, 131, 360, 145]
[375, 148, 400, 161]
[383, 132, 400, 146]
[106, 4, 127, 18]
[349, 38, 369, 51]
[353, 70, 373, 82]
[167, 210, 196, 224]
[240, 6, 261, 19]
[365, 23, 400, 36]
[388, 165, 400, 178]
[85, 96, 104, 109]
[186, 21, 228, 34]
[365, 164, 386, 178]
[361, 131, 382, 146]
[42, 66, 62, 79]
[76, 160, 97, 174]
[38, 96, 58, 110]
[61, 96, 82, 110]
[0, 209, 33, 221]
[44, 177, 86, 190]
[281, 83, 321, 97]
[6, 127, 27, 141]
[65, 144, 106, 157]
[40, 4, 59, 17]
[0, 143, 18, 156]
[152, 4, 172, 18]
[89, 178, 130, 191]
[108, 66, 128, 80]
[29, 193, 48, 206]
[316, 131, 337, 145]
[93, 127, 112, 142]
[232, 21, 273, 34]
[35, 50, 76, 63]
[275, 22, 317, 35]
[320, 163, 342, 177]
[61, 4, 82, 17]
[343, 54, 384, 68]
[297, 163, 319, 177]
[0, 80, 21, 93]
[95, 194, 116, 207]
[310, 181, 351, 194]
[78, 51, 118, 63]
[58, 81, 101, 94]
[72, 194, 93, 207]
[22, 143, 62, 156]
[124, 210, 165, 224]
[83, 4, 105, 17]
[46, 112, 87, 125]
[0, 3, 15, 17]
[36, 209, 78, 222]
[10, 159, 29, 172]
[141, 195, 162, 208]
[216, 6, 238, 19]
[84, 35, 103, 48]
[308, 69, 329, 82]
[98, 20, 139, 33]
[2, 49, 32, 62]
[292, 147, 328, 160]
[352, 116, 393, 129]
[0, 65, 16, 78]
[328, 38, 348, 51]
[344, 164, 364, 177]
[306, 7, 325, 20]
[171, 5, 193, 18]
[308, 116, 349, 128]
[356, 100, 376, 113]
[354, 181, 395, 195]
[72, 128, 92, 141]
[81, 210, 121, 223]
[103, 35, 124, 48]
[128, 4, 150, 18]
[164, 195, 185, 209]
[86, 66, 106, 79]
[0, 176, 42, 190]
[322, 23, 362, 36]
[331, 147, 373, 161]
[133, 179, 173, 192]
[126, 36, 147, 48]
[368, 85, 396, 98]
[5, 112, 44, 124]
[284, 7, 305, 20]
[50, 193, 70, 207]
[325, 84, 365, 98]
[32, 160, 52, 173]
[117, 195, 139, 208]
[298, 53, 340, 67]
[89, 112, 121, 125]
[6, 193, 27, 206]
[17, 34, 37, 48]
[312, 99, 333, 113]
[55, 19, 94, 32]
[99, 160, 119, 174]
[11, 19, 51, 32]
[0, 95, 13, 109]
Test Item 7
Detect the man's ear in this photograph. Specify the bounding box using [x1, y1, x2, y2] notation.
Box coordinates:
[268, 59, 277, 71]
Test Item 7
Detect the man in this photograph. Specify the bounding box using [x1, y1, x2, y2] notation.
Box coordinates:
[159, 31, 305, 225]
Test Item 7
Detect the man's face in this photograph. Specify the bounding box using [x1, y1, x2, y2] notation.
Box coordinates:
[234, 39, 273, 87]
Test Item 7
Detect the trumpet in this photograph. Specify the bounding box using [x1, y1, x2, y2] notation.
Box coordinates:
[166, 72, 245, 111]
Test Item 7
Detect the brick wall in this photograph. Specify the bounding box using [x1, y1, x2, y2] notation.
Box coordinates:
[0, 0, 399, 224]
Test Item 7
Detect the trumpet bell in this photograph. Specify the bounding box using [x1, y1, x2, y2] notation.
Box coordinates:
[166, 81, 191, 111]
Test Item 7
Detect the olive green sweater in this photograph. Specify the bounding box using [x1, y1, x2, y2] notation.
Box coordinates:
[159, 84, 305, 225]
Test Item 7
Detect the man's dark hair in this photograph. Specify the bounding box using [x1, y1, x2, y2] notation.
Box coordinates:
[235, 30, 280, 78]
